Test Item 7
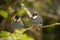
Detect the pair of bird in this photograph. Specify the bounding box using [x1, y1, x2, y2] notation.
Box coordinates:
[11, 12, 43, 30]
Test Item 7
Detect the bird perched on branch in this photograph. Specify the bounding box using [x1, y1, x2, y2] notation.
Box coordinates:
[29, 12, 43, 24]
[11, 15, 24, 30]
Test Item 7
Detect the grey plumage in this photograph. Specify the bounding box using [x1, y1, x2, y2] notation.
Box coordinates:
[29, 15, 43, 24]
[11, 18, 24, 30]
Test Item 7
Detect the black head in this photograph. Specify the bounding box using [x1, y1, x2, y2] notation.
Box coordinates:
[15, 15, 19, 20]
[32, 13, 38, 16]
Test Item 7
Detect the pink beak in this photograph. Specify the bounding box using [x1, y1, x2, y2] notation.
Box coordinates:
[29, 14, 32, 18]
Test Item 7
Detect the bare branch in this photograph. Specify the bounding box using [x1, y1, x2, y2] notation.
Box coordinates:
[26, 26, 33, 30]
[43, 23, 60, 28]
[27, 23, 60, 30]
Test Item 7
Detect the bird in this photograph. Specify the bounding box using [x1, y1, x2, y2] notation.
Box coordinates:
[11, 15, 24, 30]
[29, 12, 43, 24]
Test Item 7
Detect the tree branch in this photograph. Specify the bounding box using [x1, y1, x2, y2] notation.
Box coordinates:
[43, 23, 60, 28]
[27, 23, 60, 30]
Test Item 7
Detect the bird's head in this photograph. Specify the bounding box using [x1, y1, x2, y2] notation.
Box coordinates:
[13, 15, 20, 22]
[29, 12, 38, 19]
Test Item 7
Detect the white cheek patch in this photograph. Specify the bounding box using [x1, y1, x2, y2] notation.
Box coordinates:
[17, 18, 21, 22]
[33, 16, 38, 19]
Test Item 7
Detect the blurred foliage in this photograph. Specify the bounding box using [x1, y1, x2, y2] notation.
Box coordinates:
[0, 0, 60, 40]
[0, 29, 34, 40]
[22, 0, 34, 8]
[16, 9, 26, 17]
[22, 17, 31, 27]
[0, 10, 8, 18]
[43, 17, 58, 25]
[43, 27, 55, 33]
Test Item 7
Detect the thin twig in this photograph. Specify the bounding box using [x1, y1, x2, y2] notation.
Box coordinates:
[43, 23, 60, 28]
[27, 23, 60, 30]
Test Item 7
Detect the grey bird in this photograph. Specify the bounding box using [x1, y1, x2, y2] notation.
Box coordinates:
[29, 12, 43, 24]
[11, 15, 24, 30]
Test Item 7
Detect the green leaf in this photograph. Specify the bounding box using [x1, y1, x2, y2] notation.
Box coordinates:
[0, 10, 8, 18]
[0, 31, 10, 38]
[16, 9, 26, 17]
[14, 29, 27, 34]
[0, 29, 34, 40]
[21, 34, 34, 40]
